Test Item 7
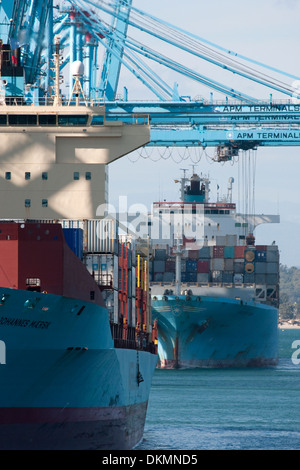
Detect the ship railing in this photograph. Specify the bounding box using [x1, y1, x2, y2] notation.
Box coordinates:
[0, 97, 106, 107]
[151, 282, 279, 307]
[198, 98, 300, 106]
[150, 281, 256, 288]
[110, 323, 156, 353]
[113, 338, 156, 354]
[5, 96, 298, 107]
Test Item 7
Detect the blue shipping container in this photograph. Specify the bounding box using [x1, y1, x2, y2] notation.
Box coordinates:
[256, 250, 267, 262]
[155, 249, 167, 260]
[185, 272, 197, 283]
[63, 228, 83, 259]
[198, 246, 211, 259]
[186, 260, 197, 272]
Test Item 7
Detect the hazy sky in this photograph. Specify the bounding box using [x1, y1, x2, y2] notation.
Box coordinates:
[108, 0, 300, 266]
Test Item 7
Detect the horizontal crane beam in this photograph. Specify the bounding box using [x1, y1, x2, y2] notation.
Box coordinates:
[104, 100, 300, 125]
[102, 100, 300, 148]
[148, 126, 300, 148]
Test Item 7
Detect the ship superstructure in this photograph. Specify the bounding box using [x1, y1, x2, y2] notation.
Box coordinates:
[0, 41, 157, 449]
[149, 171, 279, 368]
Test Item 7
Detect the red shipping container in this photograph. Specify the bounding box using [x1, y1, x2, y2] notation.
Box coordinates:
[256, 245, 267, 251]
[197, 260, 210, 273]
[234, 246, 245, 258]
[188, 250, 199, 259]
[165, 260, 175, 272]
[213, 246, 224, 258]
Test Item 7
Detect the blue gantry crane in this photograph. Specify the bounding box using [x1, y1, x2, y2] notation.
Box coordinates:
[1, 0, 300, 158]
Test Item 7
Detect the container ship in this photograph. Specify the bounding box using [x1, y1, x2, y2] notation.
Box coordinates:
[0, 41, 157, 449]
[149, 171, 279, 368]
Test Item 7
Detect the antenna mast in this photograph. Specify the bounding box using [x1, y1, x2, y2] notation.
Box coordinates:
[53, 36, 62, 106]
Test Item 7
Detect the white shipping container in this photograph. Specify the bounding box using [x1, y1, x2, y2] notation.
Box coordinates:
[85, 253, 119, 289]
[212, 270, 222, 281]
[197, 273, 210, 283]
[226, 235, 237, 246]
[266, 245, 279, 251]
[211, 258, 224, 271]
[113, 290, 119, 324]
[132, 269, 136, 297]
[113, 254, 119, 289]
[60, 219, 118, 253]
[86, 219, 118, 253]
[216, 236, 226, 246]
[132, 300, 136, 327]
[233, 274, 244, 283]
[128, 270, 132, 298]
[60, 219, 84, 229]
[266, 250, 279, 262]
[233, 260, 244, 273]
[224, 258, 234, 271]
[131, 239, 136, 266]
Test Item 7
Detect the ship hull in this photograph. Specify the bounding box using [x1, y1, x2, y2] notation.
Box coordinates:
[0, 399, 148, 450]
[0, 288, 157, 450]
[152, 295, 278, 369]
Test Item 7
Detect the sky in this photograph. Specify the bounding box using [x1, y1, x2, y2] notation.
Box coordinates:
[105, 0, 300, 267]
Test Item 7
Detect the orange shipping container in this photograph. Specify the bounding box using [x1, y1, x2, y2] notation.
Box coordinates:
[234, 246, 245, 258]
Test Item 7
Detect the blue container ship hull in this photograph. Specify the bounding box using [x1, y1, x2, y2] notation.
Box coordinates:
[0, 41, 157, 449]
[152, 295, 278, 369]
[150, 171, 280, 369]
[0, 288, 157, 449]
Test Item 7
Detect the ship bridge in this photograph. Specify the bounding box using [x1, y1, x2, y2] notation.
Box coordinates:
[0, 104, 149, 220]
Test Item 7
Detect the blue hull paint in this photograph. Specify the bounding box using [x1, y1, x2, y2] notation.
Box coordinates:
[0, 287, 157, 449]
[152, 295, 278, 368]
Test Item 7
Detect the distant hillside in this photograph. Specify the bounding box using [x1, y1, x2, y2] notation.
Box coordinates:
[279, 265, 300, 320]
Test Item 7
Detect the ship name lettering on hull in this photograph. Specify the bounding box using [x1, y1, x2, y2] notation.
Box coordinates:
[0, 317, 51, 329]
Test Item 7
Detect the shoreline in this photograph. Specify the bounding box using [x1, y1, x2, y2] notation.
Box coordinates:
[278, 322, 300, 329]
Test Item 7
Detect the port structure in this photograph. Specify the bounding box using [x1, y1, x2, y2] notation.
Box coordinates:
[0, 0, 300, 158]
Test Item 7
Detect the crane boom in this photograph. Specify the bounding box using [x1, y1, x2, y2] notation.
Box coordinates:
[1, 0, 299, 155]
[98, 0, 132, 100]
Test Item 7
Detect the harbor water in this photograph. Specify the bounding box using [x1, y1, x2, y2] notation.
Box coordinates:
[137, 329, 300, 450]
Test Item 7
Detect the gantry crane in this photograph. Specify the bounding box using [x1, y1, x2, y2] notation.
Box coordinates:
[1, 0, 300, 159]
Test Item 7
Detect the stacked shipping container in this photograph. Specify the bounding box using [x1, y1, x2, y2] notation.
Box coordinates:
[61, 219, 156, 351]
[62, 228, 83, 259]
[150, 243, 279, 301]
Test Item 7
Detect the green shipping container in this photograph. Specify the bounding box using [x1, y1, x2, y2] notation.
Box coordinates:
[224, 246, 235, 258]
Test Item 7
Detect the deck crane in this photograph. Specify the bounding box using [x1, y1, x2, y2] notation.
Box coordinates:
[1, 0, 300, 159]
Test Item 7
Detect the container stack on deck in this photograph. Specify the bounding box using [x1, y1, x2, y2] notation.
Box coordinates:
[150, 239, 279, 307]
[59, 219, 157, 352]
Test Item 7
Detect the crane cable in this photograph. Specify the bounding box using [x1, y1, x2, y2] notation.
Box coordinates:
[238, 149, 257, 234]
[92, 0, 299, 96]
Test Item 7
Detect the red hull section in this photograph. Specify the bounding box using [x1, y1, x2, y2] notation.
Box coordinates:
[0, 402, 148, 450]
[0, 222, 105, 307]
